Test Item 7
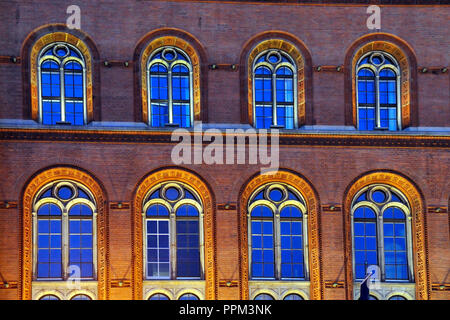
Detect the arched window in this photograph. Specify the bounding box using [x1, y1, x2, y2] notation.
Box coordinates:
[389, 295, 407, 300]
[179, 293, 199, 300]
[352, 185, 413, 282]
[148, 47, 193, 128]
[283, 293, 303, 300]
[33, 181, 96, 280]
[39, 294, 60, 300]
[356, 51, 400, 131]
[71, 294, 92, 300]
[254, 293, 274, 300]
[248, 183, 307, 280]
[253, 50, 297, 129]
[143, 182, 203, 279]
[38, 43, 86, 125]
[149, 293, 170, 300]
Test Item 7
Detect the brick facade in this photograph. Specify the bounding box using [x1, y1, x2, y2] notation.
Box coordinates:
[0, 0, 448, 300]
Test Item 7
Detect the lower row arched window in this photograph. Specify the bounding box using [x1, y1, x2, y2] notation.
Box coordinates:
[248, 183, 308, 280]
[148, 293, 199, 300]
[351, 185, 413, 282]
[143, 182, 204, 280]
[33, 181, 96, 280]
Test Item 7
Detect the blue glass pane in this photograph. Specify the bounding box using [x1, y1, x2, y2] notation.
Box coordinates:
[254, 294, 274, 300]
[354, 206, 376, 219]
[176, 204, 199, 217]
[251, 205, 273, 217]
[38, 203, 62, 216]
[149, 294, 169, 300]
[179, 294, 199, 300]
[284, 294, 303, 300]
[269, 188, 283, 201]
[69, 203, 92, 216]
[255, 66, 271, 75]
[146, 204, 169, 216]
[379, 69, 395, 77]
[280, 206, 302, 218]
[176, 220, 200, 278]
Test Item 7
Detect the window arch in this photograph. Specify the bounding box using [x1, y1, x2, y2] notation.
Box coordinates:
[179, 293, 200, 300]
[148, 293, 170, 300]
[147, 47, 193, 127]
[253, 50, 297, 129]
[39, 294, 60, 300]
[248, 183, 308, 280]
[245, 37, 309, 129]
[138, 33, 204, 126]
[283, 293, 304, 300]
[37, 43, 86, 125]
[351, 184, 413, 282]
[142, 182, 203, 280]
[70, 294, 92, 300]
[33, 180, 97, 280]
[254, 293, 274, 300]
[356, 51, 400, 131]
[27, 30, 95, 125]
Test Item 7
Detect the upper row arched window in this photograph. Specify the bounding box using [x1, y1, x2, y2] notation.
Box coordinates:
[38, 43, 86, 125]
[33, 37, 407, 132]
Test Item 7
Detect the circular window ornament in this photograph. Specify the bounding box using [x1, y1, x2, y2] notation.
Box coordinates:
[369, 53, 385, 67]
[162, 48, 177, 62]
[368, 186, 391, 205]
[266, 51, 282, 65]
[265, 184, 287, 203]
[53, 182, 77, 201]
[53, 44, 70, 59]
[161, 183, 184, 202]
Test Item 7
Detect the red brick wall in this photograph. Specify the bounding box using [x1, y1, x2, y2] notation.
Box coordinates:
[0, 1, 448, 125]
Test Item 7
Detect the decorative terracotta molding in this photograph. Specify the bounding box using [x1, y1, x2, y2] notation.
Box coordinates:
[322, 204, 342, 213]
[427, 206, 447, 214]
[2, 128, 448, 148]
[238, 170, 323, 300]
[343, 171, 430, 300]
[217, 203, 237, 211]
[140, 36, 201, 124]
[29, 32, 94, 123]
[111, 279, 131, 288]
[218, 280, 239, 287]
[20, 167, 109, 300]
[0, 281, 18, 289]
[109, 202, 131, 210]
[0, 201, 18, 209]
[131, 168, 216, 300]
[431, 283, 450, 291]
[246, 39, 306, 127]
[324, 280, 345, 289]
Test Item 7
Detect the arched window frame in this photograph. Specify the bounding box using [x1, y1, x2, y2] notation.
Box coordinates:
[142, 182, 204, 280]
[37, 42, 87, 125]
[147, 47, 194, 128]
[355, 51, 402, 131]
[252, 50, 298, 129]
[32, 180, 97, 281]
[247, 183, 309, 281]
[350, 184, 414, 283]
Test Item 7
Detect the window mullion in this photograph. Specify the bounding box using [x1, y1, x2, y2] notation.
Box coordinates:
[60, 66, 66, 122]
[62, 211, 69, 280]
[271, 73, 277, 126]
[170, 212, 176, 279]
[375, 73, 381, 128]
[378, 214, 385, 282]
[274, 213, 281, 280]
[168, 68, 174, 125]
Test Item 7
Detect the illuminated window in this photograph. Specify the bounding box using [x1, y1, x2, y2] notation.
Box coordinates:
[248, 183, 308, 280]
[71, 294, 92, 300]
[39, 294, 60, 300]
[33, 181, 96, 280]
[352, 185, 413, 282]
[179, 293, 199, 300]
[253, 50, 296, 129]
[149, 293, 170, 300]
[143, 182, 203, 280]
[254, 293, 274, 300]
[148, 47, 193, 128]
[38, 43, 86, 125]
[356, 52, 400, 131]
